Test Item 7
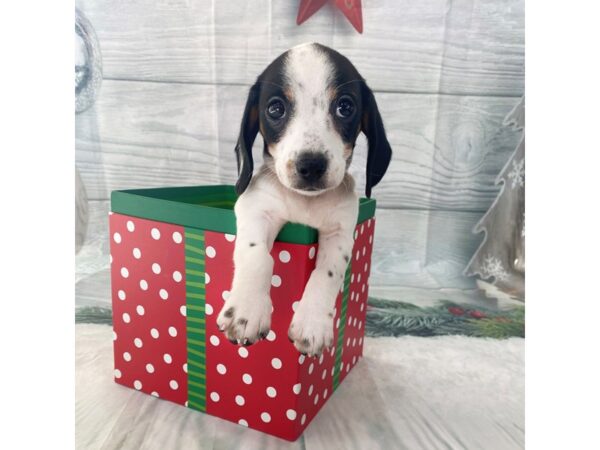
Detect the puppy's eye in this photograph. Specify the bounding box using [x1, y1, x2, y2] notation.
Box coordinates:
[266, 98, 286, 120]
[336, 96, 355, 119]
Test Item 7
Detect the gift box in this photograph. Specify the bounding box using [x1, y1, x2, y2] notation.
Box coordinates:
[109, 185, 376, 441]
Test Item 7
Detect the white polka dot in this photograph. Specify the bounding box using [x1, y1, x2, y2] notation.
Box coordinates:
[309, 247, 316, 259]
[279, 250, 291, 263]
[150, 328, 159, 338]
[331, 367, 335, 376]
[308, 384, 314, 395]
[301, 414, 307, 425]
[355, 252, 360, 261]
[221, 290, 230, 301]
[351, 274, 355, 283]
[132, 248, 141, 259]
[126, 220, 135, 232]
[353, 317, 357, 327]
[216, 363, 227, 375]
[122, 313, 131, 323]
[319, 353, 324, 365]
[152, 392, 160, 398]
[121, 267, 129, 278]
[172, 271, 182, 282]
[183, 363, 188, 373]
[369, 235, 373, 244]
[286, 409, 297, 420]
[134, 380, 142, 390]
[266, 330, 276, 342]
[209, 391, 220, 402]
[170, 380, 179, 390]
[152, 263, 161, 274]
[205, 272, 211, 284]
[123, 352, 131, 362]
[298, 354, 306, 364]
[146, 363, 154, 373]
[210, 335, 220, 346]
[359, 337, 363, 345]
[235, 395, 245, 406]
[225, 234, 236, 242]
[308, 363, 314, 374]
[136, 305, 145, 316]
[354, 230, 358, 240]
[168, 326, 177, 337]
[114, 369, 122, 378]
[151, 228, 161, 240]
[118, 290, 126, 300]
[271, 358, 282, 369]
[353, 355, 357, 365]
[321, 369, 327, 380]
[353, 338, 357, 347]
[261, 412, 271, 423]
[360, 224, 364, 234]
[238, 419, 248, 427]
[347, 316, 352, 326]
[293, 383, 301, 394]
[112, 331, 117, 341]
[266, 386, 277, 398]
[358, 321, 362, 329]
[324, 388, 329, 399]
[206, 246, 216, 258]
[271, 275, 282, 287]
[238, 347, 248, 358]
[360, 303, 364, 311]
[159, 289, 169, 300]
[242, 373, 252, 384]
[346, 364, 350, 373]
[172, 231, 182, 243]
[205, 303, 213, 315]
[362, 284, 366, 293]
[330, 347, 335, 357]
[357, 273, 362, 282]
[336, 317, 340, 329]
[314, 394, 320, 405]
[113, 232, 122, 244]
[163, 353, 172, 364]
[139, 279, 148, 290]
[292, 301, 299, 312]
[364, 262, 369, 272]
[134, 337, 143, 348]
[180, 305, 186, 317]
[363, 247, 366, 256]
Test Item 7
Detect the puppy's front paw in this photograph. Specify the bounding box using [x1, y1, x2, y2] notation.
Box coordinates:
[216, 292, 272, 346]
[288, 301, 334, 357]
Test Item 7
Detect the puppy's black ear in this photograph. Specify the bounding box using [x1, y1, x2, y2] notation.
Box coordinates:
[361, 83, 392, 198]
[235, 82, 261, 195]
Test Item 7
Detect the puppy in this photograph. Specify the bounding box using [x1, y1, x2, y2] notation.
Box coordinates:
[217, 43, 391, 357]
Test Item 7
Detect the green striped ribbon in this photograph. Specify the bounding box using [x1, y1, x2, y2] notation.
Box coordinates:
[333, 261, 353, 390]
[185, 228, 207, 411]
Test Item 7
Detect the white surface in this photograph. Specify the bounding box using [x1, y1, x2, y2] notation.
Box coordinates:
[76, 324, 524, 449]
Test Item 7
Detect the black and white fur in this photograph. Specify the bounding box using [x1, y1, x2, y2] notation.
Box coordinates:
[217, 43, 392, 357]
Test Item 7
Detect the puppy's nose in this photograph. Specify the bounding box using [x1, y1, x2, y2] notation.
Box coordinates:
[296, 153, 328, 183]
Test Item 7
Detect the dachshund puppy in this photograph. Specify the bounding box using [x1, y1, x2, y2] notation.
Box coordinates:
[217, 43, 391, 357]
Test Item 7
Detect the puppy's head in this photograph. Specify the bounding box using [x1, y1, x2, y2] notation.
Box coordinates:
[235, 43, 392, 198]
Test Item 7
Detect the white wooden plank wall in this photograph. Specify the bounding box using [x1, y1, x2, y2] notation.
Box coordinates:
[75, 0, 524, 293]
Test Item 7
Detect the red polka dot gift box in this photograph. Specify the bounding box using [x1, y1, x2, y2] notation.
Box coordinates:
[109, 185, 376, 441]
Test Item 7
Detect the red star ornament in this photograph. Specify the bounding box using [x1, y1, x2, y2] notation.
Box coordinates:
[297, 0, 363, 34]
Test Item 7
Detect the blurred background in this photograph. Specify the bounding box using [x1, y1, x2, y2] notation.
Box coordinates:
[76, 1, 525, 323]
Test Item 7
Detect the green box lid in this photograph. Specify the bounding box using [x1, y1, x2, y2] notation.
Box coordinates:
[111, 185, 376, 245]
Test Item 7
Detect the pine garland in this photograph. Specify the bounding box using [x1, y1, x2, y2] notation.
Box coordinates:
[75, 298, 525, 339]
